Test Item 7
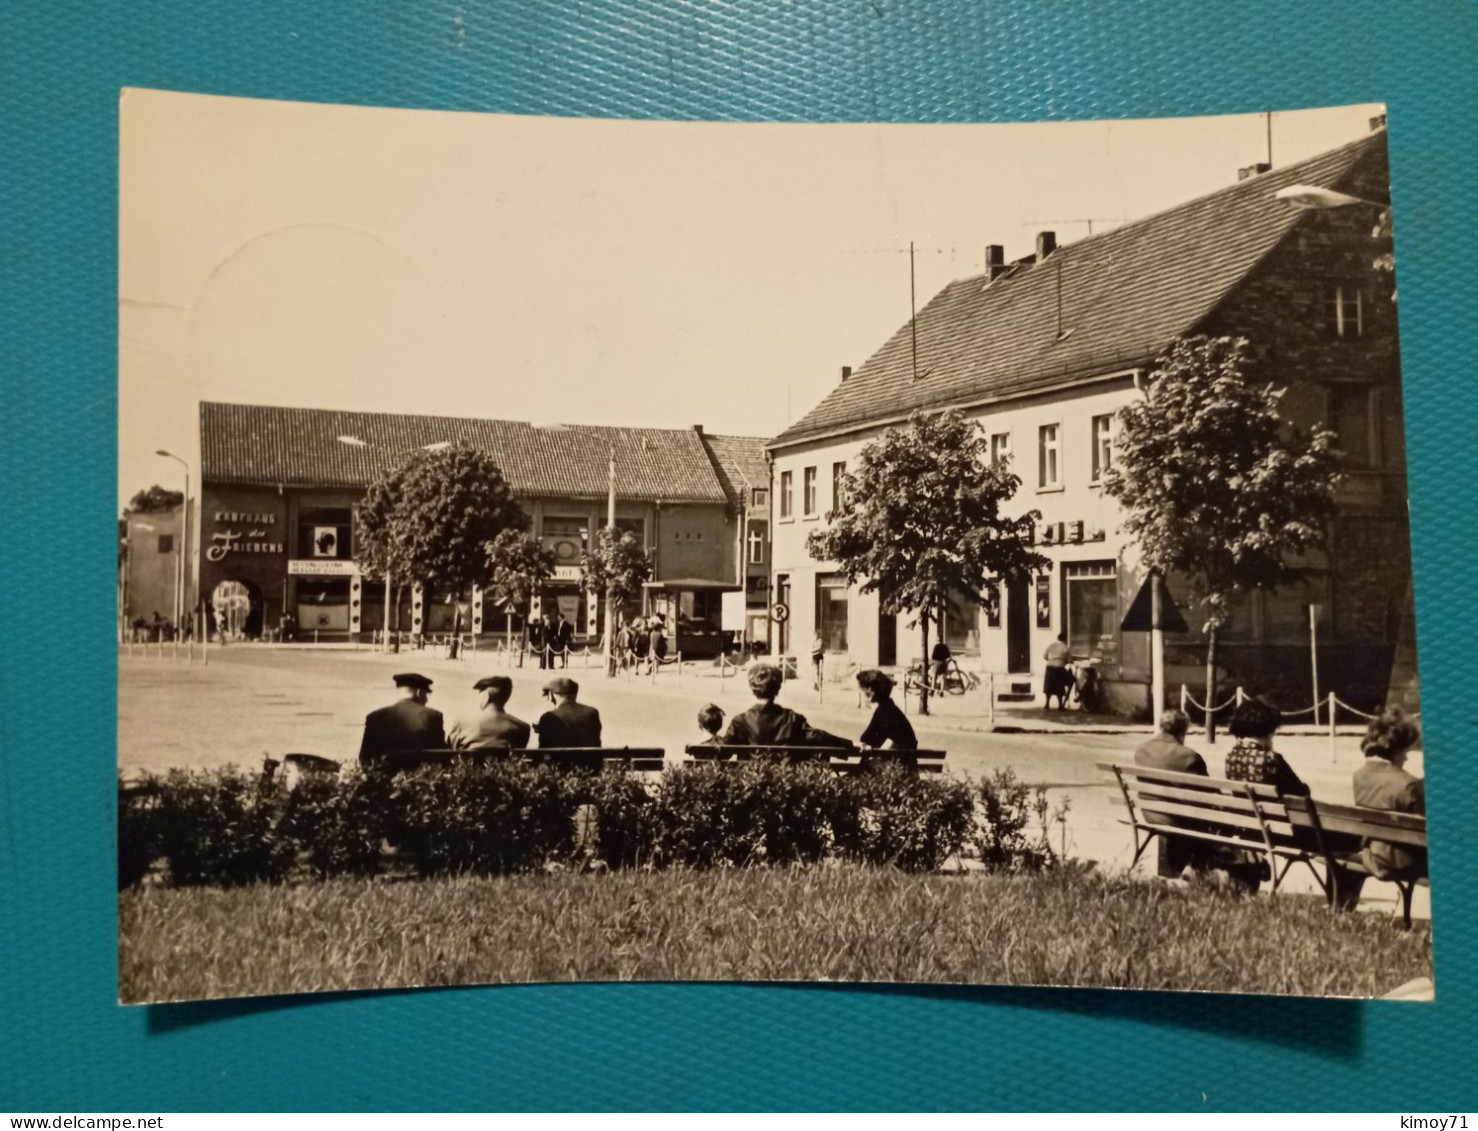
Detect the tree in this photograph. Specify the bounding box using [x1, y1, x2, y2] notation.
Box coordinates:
[806, 410, 1048, 714]
[126, 485, 184, 514]
[485, 530, 556, 657]
[356, 442, 528, 636]
[581, 526, 654, 631]
[1101, 335, 1343, 739]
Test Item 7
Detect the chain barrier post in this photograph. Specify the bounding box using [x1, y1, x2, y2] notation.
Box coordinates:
[1180, 684, 1188, 721]
[988, 671, 996, 730]
[1235, 686, 1245, 707]
[1329, 691, 1338, 763]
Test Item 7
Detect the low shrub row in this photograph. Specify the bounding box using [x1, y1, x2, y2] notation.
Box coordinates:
[119, 761, 1058, 888]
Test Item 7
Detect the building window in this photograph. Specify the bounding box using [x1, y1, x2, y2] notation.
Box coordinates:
[831, 461, 847, 513]
[752, 487, 768, 508]
[803, 466, 818, 517]
[779, 471, 793, 518]
[747, 527, 765, 564]
[817, 574, 849, 652]
[1064, 561, 1118, 664]
[990, 432, 1012, 467]
[1328, 385, 1378, 469]
[300, 506, 353, 560]
[941, 589, 980, 655]
[1091, 414, 1113, 482]
[157, 534, 174, 553]
[1038, 424, 1061, 488]
[1328, 285, 1363, 338]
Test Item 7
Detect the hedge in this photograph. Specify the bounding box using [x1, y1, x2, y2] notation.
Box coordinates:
[118, 758, 1059, 888]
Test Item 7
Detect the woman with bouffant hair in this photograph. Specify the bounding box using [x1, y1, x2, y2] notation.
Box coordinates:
[1223, 697, 1310, 799]
[720, 662, 854, 755]
[856, 668, 917, 753]
[1354, 707, 1426, 882]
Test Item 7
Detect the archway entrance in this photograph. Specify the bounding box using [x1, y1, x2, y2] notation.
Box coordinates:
[212, 578, 264, 640]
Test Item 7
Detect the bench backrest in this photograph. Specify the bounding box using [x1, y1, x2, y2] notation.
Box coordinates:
[1282, 795, 1428, 849]
[1097, 761, 1301, 851]
[688, 744, 946, 774]
[372, 747, 666, 773]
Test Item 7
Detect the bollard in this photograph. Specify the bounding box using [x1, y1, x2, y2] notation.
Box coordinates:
[1235, 686, 1246, 707]
[1180, 684, 1188, 719]
[1336, 691, 1347, 762]
[988, 671, 996, 730]
[314, 629, 320, 645]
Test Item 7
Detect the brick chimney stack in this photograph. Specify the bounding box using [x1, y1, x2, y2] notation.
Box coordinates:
[985, 244, 1007, 282]
[840, 366, 852, 381]
[1035, 231, 1057, 261]
[1238, 162, 1272, 181]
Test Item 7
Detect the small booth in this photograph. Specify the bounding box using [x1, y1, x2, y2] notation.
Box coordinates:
[642, 578, 742, 659]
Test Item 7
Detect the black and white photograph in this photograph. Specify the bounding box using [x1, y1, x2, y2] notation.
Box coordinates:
[118, 90, 1430, 1004]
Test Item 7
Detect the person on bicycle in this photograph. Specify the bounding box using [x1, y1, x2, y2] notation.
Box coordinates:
[930, 640, 951, 691]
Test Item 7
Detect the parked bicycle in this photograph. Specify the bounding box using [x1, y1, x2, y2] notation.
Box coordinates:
[902, 657, 980, 697]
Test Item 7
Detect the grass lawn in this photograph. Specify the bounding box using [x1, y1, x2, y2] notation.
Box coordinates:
[119, 865, 1433, 1004]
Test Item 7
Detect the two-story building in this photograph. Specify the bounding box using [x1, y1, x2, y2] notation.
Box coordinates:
[769, 125, 1412, 714]
[196, 402, 767, 656]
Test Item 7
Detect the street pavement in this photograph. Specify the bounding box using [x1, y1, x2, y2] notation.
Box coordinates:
[117, 642, 1429, 921]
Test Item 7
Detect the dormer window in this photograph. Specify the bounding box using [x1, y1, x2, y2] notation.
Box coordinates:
[752, 487, 768, 508]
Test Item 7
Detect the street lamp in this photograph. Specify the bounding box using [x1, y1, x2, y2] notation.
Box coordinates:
[337, 435, 450, 651]
[156, 450, 190, 635]
[1273, 184, 1388, 211]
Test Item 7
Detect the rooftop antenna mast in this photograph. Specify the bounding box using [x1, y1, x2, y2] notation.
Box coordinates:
[1266, 110, 1274, 168]
[909, 240, 919, 381]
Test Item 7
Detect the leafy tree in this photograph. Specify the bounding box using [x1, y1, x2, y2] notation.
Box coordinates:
[1102, 335, 1343, 738]
[806, 410, 1047, 714]
[356, 443, 527, 633]
[127, 485, 184, 514]
[485, 530, 556, 639]
[581, 526, 654, 631]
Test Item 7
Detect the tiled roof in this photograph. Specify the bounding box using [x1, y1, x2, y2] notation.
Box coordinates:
[772, 131, 1386, 448]
[700, 433, 769, 506]
[200, 403, 742, 504]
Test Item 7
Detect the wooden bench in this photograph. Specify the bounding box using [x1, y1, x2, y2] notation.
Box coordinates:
[1099, 761, 1429, 926]
[688, 744, 946, 774]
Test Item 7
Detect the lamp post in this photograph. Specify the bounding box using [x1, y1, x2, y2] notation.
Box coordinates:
[337, 435, 449, 652]
[605, 443, 616, 678]
[156, 450, 190, 635]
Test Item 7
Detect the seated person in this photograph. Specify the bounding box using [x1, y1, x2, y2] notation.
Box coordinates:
[1133, 709, 1211, 878]
[1222, 698, 1309, 892]
[856, 669, 918, 769]
[358, 672, 447, 771]
[721, 663, 855, 759]
[1353, 707, 1426, 882]
[695, 703, 726, 750]
[446, 675, 531, 752]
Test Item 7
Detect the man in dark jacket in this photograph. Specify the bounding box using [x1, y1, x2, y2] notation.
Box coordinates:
[721, 663, 855, 760]
[536, 676, 603, 773]
[358, 672, 446, 771]
[553, 612, 575, 668]
[446, 675, 531, 752]
[1133, 709, 1211, 877]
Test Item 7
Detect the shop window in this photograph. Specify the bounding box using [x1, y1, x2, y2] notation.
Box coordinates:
[803, 467, 818, 517]
[816, 574, 849, 652]
[157, 534, 174, 553]
[1090, 414, 1113, 482]
[779, 471, 793, 518]
[1038, 424, 1060, 488]
[613, 517, 644, 544]
[296, 576, 352, 632]
[941, 589, 980, 655]
[1064, 561, 1117, 664]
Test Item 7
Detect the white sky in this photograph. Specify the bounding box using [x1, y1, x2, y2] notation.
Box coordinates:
[119, 90, 1384, 509]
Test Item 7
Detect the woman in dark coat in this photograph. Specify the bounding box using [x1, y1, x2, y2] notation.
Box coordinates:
[856, 669, 918, 771]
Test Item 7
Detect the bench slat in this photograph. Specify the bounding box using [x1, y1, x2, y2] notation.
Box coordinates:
[1098, 761, 1282, 799]
[1282, 798, 1428, 847]
[1132, 800, 1296, 841]
[1118, 819, 1302, 856]
[1134, 782, 1284, 818]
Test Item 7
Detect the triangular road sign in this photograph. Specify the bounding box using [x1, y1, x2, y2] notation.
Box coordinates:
[1121, 571, 1189, 633]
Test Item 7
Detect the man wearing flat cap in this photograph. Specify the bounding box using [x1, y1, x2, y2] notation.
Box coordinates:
[447, 675, 531, 752]
[358, 672, 447, 770]
[535, 676, 602, 749]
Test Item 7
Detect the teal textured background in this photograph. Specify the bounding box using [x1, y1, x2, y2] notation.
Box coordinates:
[2, 0, 1475, 1111]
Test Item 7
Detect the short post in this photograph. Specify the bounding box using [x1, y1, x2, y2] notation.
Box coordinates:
[987, 671, 996, 730]
[187, 636, 194, 663]
[1328, 692, 1338, 763]
[1309, 603, 1321, 726]
[1180, 683, 1188, 719]
[314, 628, 320, 645]
[677, 652, 683, 686]
[1235, 686, 1246, 706]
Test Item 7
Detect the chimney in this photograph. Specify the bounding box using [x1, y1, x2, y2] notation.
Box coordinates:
[1238, 162, 1272, 181]
[840, 366, 852, 381]
[985, 244, 1007, 282]
[692, 424, 703, 435]
[1369, 113, 1388, 132]
[1035, 231, 1057, 261]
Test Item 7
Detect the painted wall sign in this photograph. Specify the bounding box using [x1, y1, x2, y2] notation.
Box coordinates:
[206, 529, 286, 562]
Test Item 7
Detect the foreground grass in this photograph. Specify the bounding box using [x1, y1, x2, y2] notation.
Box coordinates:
[120, 866, 1432, 1003]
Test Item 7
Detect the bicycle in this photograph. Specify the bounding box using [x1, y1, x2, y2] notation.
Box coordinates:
[902, 657, 978, 697]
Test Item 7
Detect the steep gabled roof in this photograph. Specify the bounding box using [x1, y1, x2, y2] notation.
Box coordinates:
[200, 402, 746, 504]
[773, 131, 1386, 448]
[700, 433, 770, 506]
